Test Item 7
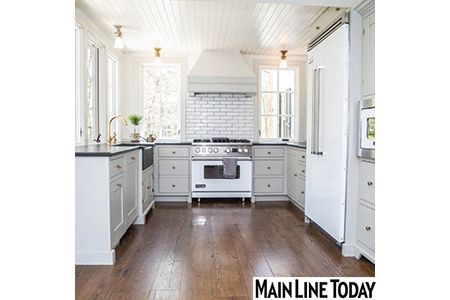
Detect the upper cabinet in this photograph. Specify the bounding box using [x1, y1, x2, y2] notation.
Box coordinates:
[360, 2, 375, 98]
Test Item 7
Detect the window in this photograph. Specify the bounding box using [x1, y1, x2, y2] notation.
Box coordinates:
[259, 68, 296, 140]
[86, 41, 100, 142]
[107, 54, 119, 135]
[75, 26, 82, 144]
[141, 64, 181, 139]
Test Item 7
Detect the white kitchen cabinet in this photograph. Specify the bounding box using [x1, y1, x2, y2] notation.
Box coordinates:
[110, 175, 125, 248]
[287, 146, 306, 210]
[141, 166, 154, 216]
[75, 149, 140, 265]
[154, 145, 191, 201]
[356, 160, 375, 263]
[252, 146, 286, 196]
[362, 11, 375, 98]
[124, 151, 139, 226]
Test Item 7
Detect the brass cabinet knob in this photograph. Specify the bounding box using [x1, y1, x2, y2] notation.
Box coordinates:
[172, 184, 176, 188]
[267, 166, 271, 169]
[302, 155, 305, 158]
[267, 184, 271, 187]
[301, 191, 304, 194]
[152, 188, 154, 192]
[117, 183, 122, 187]
[116, 165, 122, 169]
[301, 170, 305, 173]
[172, 166, 176, 169]
[365, 225, 371, 231]
[294, 174, 297, 177]
[268, 151, 271, 155]
[367, 181, 373, 186]
[172, 151, 176, 154]
[131, 156, 136, 160]
[146, 186, 150, 190]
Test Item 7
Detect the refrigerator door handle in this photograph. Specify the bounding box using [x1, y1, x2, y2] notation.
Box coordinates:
[315, 66, 324, 155]
[311, 68, 317, 155]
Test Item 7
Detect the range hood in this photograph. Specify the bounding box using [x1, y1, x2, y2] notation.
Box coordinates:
[188, 51, 257, 94]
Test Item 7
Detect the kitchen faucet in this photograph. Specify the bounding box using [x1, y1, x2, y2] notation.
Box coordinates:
[107, 115, 128, 145]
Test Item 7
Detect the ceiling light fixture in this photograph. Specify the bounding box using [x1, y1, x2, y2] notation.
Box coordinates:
[113, 25, 124, 49]
[279, 50, 288, 68]
[154, 47, 162, 65]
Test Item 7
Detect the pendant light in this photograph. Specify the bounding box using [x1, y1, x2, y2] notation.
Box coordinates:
[154, 47, 162, 65]
[113, 25, 124, 49]
[279, 50, 288, 68]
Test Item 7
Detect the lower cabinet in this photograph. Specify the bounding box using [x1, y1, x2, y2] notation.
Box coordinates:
[75, 149, 140, 265]
[356, 160, 375, 263]
[252, 146, 286, 196]
[110, 175, 125, 248]
[287, 147, 306, 209]
[142, 166, 154, 214]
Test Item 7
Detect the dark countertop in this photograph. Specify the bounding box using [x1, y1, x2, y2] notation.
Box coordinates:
[118, 140, 192, 146]
[252, 141, 307, 149]
[75, 144, 141, 157]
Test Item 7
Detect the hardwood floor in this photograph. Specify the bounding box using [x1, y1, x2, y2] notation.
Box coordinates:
[76, 200, 374, 300]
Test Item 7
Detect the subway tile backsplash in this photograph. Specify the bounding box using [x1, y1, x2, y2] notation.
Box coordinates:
[186, 93, 254, 140]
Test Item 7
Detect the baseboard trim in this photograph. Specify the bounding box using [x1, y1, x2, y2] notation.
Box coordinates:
[341, 243, 357, 257]
[154, 195, 189, 202]
[76, 249, 115, 265]
[356, 244, 375, 264]
[289, 198, 305, 212]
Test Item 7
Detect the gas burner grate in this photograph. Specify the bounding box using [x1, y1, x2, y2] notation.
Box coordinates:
[193, 138, 211, 143]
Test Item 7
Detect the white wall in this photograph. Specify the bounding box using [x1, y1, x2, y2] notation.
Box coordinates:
[120, 52, 308, 142]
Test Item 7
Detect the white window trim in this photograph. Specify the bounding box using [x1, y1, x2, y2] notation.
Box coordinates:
[107, 52, 120, 137]
[75, 23, 84, 145]
[138, 62, 182, 141]
[258, 65, 300, 142]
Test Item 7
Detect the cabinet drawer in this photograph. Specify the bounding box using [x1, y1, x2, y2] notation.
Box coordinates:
[298, 151, 306, 163]
[159, 177, 189, 194]
[254, 160, 284, 176]
[357, 203, 375, 251]
[159, 159, 189, 176]
[254, 177, 283, 194]
[158, 147, 190, 157]
[254, 147, 284, 158]
[109, 156, 125, 178]
[297, 163, 306, 178]
[359, 161, 375, 205]
[126, 151, 139, 164]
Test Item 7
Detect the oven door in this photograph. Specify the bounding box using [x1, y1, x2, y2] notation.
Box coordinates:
[191, 159, 252, 193]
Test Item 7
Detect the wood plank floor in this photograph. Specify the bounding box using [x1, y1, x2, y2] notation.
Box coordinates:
[76, 200, 374, 300]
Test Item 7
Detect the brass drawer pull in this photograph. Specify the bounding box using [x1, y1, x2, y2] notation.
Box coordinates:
[172, 166, 176, 169]
[301, 155, 305, 158]
[117, 183, 122, 187]
[131, 156, 136, 160]
[267, 184, 271, 187]
[294, 174, 297, 177]
[267, 166, 271, 169]
[267, 151, 271, 155]
[301, 170, 305, 173]
[172, 151, 176, 154]
[365, 226, 371, 231]
[116, 165, 122, 169]
[367, 181, 373, 186]
[172, 184, 176, 188]
[301, 191, 304, 194]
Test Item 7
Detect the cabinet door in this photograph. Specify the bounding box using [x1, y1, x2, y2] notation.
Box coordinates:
[295, 176, 305, 208]
[142, 169, 149, 209]
[124, 153, 138, 226]
[110, 176, 125, 248]
[362, 12, 375, 97]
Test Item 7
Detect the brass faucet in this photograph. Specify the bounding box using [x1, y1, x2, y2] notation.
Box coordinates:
[107, 115, 128, 145]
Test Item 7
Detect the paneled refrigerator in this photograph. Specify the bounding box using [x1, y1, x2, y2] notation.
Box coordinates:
[305, 13, 350, 243]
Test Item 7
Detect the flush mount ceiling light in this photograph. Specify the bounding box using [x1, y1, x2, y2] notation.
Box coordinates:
[154, 47, 162, 64]
[113, 25, 124, 49]
[279, 50, 288, 68]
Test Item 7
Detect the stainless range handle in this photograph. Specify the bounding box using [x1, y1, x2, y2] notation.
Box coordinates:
[191, 157, 253, 161]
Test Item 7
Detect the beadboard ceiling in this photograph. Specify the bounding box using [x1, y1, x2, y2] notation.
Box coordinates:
[76, 0, 357, 55]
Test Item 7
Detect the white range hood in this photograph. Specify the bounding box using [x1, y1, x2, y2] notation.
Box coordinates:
[188, 51, 257, 94]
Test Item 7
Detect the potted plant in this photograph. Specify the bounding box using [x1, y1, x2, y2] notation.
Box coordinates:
[128, 114, 143, 142]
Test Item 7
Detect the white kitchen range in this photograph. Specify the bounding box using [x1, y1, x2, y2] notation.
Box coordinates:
[73, 0, 376, 297]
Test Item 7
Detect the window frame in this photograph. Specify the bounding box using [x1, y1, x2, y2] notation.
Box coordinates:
[85, 39, 100, 144]
[139, 62, 182, 140]
[75, 24, 84, 145]
[258, 66, 299, 141]
[107, 52, 120, 136]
